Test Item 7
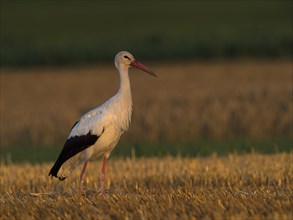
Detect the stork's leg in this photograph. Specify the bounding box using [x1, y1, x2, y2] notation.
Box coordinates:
[79, 160, 88, 194]
[99, 156, 108, 195]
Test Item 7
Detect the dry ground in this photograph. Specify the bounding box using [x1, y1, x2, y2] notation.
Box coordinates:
[1, 60, 292, 146]
[0, 153, 292, 219]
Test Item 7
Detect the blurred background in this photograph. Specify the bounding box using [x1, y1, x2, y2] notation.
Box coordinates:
[1, 1, 292, 162]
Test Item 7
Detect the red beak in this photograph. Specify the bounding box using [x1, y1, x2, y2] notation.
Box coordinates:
[130, 60, 157, 78]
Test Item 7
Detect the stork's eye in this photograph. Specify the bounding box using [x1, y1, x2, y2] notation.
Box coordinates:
[124, 55, 130, 60]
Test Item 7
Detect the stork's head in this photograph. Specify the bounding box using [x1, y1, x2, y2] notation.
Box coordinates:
[115, 51, 157, 78]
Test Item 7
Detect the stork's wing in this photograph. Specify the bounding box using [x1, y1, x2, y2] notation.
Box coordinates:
[48, 108, 109, 180]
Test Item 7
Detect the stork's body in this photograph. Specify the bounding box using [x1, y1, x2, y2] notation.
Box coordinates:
[49, 51, 156, 194]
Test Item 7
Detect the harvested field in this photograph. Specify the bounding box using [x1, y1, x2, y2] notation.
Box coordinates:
[0, 153, 292, 219]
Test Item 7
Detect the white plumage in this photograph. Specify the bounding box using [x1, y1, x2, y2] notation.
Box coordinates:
[49, 51, 156, 194]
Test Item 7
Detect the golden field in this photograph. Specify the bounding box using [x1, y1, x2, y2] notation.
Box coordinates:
[1, 60, 292, 146]
[0, 154, 292, 219]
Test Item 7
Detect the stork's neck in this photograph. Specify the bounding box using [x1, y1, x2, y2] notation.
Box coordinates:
[117, 65, 132, 100]
[115, 64, 133, 132]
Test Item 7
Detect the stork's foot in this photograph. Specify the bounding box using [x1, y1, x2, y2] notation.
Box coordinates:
[98, 188, 108, 196]
[99, 186, 105, 195]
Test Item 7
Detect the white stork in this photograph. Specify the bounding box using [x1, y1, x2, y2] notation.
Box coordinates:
[49, 51, 157, 194]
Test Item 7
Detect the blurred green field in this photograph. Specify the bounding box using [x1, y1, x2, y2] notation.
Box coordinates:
[1, 1, 292, 66]
[1, 138, 291, 164]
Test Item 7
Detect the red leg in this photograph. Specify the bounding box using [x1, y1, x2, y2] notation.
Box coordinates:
[79, 160, 88, 194]
[100, 156, 108, 195]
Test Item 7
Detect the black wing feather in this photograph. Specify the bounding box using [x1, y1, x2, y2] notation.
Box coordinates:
[48, 130, 102, 180]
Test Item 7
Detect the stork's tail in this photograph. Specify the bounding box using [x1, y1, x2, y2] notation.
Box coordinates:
[49, 160, 67, 181]
[49, 153, 84, 181]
